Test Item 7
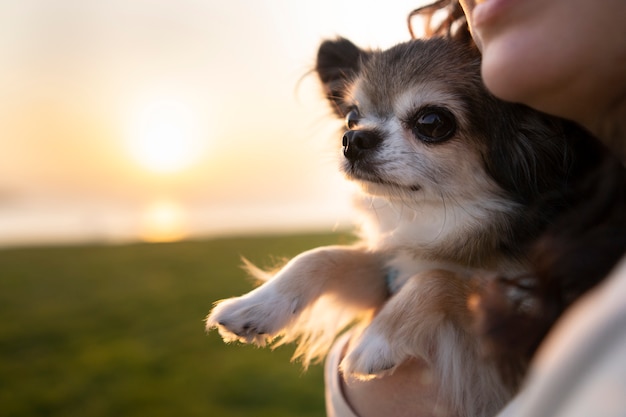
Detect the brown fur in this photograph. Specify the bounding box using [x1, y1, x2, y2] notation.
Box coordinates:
[207, 34, 617, 417]
[409, 0, 626, 382]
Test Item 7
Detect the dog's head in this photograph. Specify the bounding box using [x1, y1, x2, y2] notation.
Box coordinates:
[315, 37, 602, 210]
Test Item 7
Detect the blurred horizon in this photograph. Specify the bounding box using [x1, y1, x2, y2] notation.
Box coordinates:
[0, 0, 426, 248]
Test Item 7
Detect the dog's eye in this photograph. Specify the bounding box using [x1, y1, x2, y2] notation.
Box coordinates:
[345, 108, 360, 129]
[411, 107, 456, 143]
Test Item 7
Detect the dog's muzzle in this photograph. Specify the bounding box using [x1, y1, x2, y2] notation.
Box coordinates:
[342, 130, 381, 161]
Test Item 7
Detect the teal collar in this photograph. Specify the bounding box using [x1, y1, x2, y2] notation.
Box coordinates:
[385, 267, 402, 295]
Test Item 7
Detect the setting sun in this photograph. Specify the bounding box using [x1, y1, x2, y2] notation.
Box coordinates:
[0, 0, 421, 248]
[128, 99, 205, 173]
[139, 199, 188, 243]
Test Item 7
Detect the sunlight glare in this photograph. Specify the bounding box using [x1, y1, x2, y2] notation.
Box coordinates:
[129, 99, 203, 173]
[140, 200, 188, 243]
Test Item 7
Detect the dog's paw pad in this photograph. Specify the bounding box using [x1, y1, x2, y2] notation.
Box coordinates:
[206, 298, 273, 343]
[206, 290, 299, 345]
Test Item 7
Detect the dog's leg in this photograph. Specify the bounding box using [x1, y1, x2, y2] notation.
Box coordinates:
[342, 269, 508, 417]
[207, 245, 388, 348]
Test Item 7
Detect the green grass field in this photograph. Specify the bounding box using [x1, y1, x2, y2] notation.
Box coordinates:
[0, 232, 355, 417]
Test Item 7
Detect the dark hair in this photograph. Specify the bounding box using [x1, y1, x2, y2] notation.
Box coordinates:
[408, 0, 626, 381]
[475, 155, 626, 385]
[407, 0, 467, 39]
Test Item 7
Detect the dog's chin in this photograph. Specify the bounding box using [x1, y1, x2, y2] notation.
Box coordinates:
[360, 180, 421, 197]
[355, 181, 397, 197]
[347, 173, 421, 197]
[343, 165, 421, 197]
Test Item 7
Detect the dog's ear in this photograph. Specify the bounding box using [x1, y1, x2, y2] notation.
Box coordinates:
[315, 37, 367, 118]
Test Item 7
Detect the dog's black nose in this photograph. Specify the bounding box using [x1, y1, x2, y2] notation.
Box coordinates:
[342, 130, 381, 160]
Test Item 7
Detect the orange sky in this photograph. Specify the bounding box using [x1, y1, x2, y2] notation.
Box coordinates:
[0, 0, 425, 246]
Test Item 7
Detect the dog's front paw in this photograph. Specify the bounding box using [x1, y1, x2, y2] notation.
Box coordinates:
[341, 329, 408, 380]
[206, 288, 301, 345]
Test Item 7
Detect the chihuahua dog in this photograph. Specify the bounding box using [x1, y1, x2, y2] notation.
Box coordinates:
[207, 36, 604, 417]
